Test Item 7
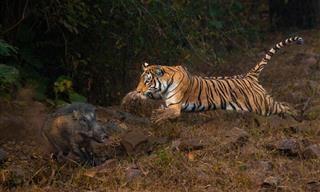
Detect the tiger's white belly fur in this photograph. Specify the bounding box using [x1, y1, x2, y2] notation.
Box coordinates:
[181, 102, 244, 112]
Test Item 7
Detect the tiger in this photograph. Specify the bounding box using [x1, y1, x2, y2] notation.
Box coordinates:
[132, 36, 304, 124]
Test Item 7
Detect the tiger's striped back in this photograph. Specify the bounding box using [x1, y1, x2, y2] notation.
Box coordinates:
[135, 36, 304, 123]
[180, 74, 290, 116]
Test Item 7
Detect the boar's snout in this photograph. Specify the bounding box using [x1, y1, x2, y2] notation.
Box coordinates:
[91, 122, 107, 143]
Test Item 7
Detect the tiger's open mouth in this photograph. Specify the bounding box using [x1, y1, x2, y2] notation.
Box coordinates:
[144, 91, 162, 100]
[146, 92, 154, 99]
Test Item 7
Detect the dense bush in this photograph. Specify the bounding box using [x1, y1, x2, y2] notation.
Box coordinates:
[0, 40, 19, 99]
[0, 0, 265, 105]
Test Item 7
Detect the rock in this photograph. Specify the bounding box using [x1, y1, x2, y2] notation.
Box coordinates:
[302, 144, 320, 159]
[125, 165, 142, 182]
[276, 138, 301, 156]
[0, 148, 8, 163]
[261, 176, 280, 189]
[224, 127, 249, 148]
[120, 130, 148, 155]
[180, 138, 208, 151]
[148, 136, 169, 145]
[171, 138, 208, 151]
[306, 180, 320, 192]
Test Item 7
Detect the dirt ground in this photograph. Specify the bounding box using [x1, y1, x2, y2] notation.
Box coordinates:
[1, 30, 320, 192]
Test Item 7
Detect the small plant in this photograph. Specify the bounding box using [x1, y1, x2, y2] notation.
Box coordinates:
[0, 64, 19, 99]
[0, 40, 19, 99]
[54, 75, 87, 104]
[155, 149, 172, 167]
[53, 76, 73, 95]
[0, 40, 17, 57]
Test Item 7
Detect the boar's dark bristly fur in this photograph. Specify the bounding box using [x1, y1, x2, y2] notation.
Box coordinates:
[42, 103, 107, 164]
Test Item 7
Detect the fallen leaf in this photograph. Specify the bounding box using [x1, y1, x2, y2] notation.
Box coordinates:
[187, 152, 195, 161]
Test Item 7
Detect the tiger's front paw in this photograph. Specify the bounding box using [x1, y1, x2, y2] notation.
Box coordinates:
[150, 107, 180, 125]
[151, 108, 167, 125]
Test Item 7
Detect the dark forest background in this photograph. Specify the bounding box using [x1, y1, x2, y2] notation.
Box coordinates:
[0, 0, 319, 106]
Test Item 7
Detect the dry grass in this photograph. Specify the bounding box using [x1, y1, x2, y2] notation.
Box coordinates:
[1, 30, 320, 191]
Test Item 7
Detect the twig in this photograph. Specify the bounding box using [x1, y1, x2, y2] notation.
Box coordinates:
[61, 31, 68, 57]
[2, 0, 29, 35]
[302, 97, 311, 113]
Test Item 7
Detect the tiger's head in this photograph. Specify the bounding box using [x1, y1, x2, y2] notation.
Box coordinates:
[136, 62, 173, 100]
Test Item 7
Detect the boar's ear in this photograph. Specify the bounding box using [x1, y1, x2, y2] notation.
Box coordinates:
[142, 62, 149, 70]
[72, 110, 81, 120]
[83, 112, 95, 121]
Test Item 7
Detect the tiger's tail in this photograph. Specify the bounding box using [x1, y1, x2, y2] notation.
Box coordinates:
[246, 36, 304, 80]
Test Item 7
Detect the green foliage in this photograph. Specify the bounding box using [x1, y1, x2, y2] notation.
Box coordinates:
[0, 64, 19, 99]
[155, 149, 173, 167]
[0, 40, 17, 56]
[0, 39, 19, 99]
[0, 64, 19, 85]
[54, 76, 87, 103]
[69, 92, 87, 103]
[54, 76, 73, 95]
[0, 0, 262, 105]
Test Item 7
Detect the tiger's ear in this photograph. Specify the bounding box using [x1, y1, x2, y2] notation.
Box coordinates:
[142, 62, 149, 70]
[155, 66, 164, 76]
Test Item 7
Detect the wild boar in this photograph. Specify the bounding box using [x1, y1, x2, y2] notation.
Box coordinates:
[42, 103, 107, 163]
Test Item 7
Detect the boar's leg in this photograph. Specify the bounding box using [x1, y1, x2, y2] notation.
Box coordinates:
[71, 142, 94, 163]
[71, 142, 86, 161]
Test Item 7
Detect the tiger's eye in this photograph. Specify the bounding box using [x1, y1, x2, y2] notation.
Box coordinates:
[155, 68, 164, 76]
[144, 73, 152, 83]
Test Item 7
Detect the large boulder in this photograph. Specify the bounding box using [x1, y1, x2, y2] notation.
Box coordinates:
[276, 138, 301, 156]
